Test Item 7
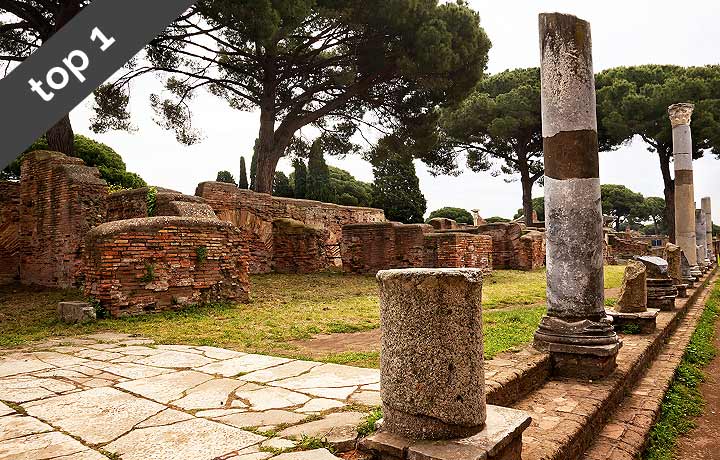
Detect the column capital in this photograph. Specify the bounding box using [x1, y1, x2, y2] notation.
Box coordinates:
[668, 103, 695, 127]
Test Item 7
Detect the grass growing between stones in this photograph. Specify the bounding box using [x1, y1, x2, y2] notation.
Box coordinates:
[643, 280, 720, 460]
[0, 267, 623, 366]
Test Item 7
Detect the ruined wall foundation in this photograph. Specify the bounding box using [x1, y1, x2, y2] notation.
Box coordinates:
[0, 181, 20, 285]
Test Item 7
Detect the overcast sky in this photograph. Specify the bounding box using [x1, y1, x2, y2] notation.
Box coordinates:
[67, 0, 720, 219]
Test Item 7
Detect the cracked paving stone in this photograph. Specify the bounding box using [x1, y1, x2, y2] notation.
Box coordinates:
[299, 386, 358, 400]
[0, 356, 54, 378]
[24, 387, 165, 444]
[73, 349, 125, 361]
[173, 378, 249, 410]
[0, 431, 105, 460]
[196, 408, 246, 418]
[261, 437, 296, 450]
[106, 418, 266, 460]
[194, 346, 247, 360]
[297, 398, 346, 413]
[0, 415, 53, 442]
[349, 390, 381, 407]
[195, 354, 292, 377]
[0, 402, 14, 416]
[0, 375, 77, 403]
[235, 386, 311, 411]
[95, 362, 174, 380]
[30, 352, 90, 368]
[136, 408, 195, 428]
[105, 345, 164, 356]
[156, 344, 206, 354]
[270, 448, 339, 460]
[116, 370, 214, 404]
[214, 409, 307, 429]
[240, 361, 321, 383]
[269, 364, 379, 394]
[135, 350, 215, 369]
[279, 412, 366, 451]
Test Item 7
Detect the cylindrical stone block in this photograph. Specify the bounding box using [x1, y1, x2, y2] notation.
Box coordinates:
[539, 13, 605, 321]
[670, 103, 698, 267]
[377, 268, 486, 440]
[702, 197, 713, 260]
[696, 208, 708, 267]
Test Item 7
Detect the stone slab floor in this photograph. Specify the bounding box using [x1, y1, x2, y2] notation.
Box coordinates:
[0, 333, 381, 460]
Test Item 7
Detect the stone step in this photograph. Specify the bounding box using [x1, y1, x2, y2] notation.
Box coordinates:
[511, 268, 717, 460]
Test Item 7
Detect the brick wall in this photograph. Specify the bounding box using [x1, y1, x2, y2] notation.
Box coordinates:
[423, 232, 493, 271]
[19, 151, 108, 287]
[607, 233, 650, 260]
[107, 187, 216, 221]
[196, 182, 385, 273]
[428, 218, 459, 230]
[516, 231, 546, 270]
[272, 218, 328, 274]
[341, 222, 492, 274]
[0, 181, 20, 285]
[84, 217, 249, 317]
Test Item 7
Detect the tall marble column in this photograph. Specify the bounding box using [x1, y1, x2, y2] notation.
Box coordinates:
[533, 13, 620, 379]
[696, 208, 708, 270]
[702, 197, 714, 264]
[669, 103, 700, 276]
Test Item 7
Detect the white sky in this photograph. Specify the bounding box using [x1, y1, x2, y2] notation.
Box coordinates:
[67, 0, 720, 219]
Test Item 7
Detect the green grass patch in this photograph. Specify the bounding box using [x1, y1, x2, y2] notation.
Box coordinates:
[643, 280, 720, 460]
[357, 407, 383, 437]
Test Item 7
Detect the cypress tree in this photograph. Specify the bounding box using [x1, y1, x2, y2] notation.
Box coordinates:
[305, 140, 335, 203]
[292, 158, 307, 199]
[370, 139, 426, 223]
[239, 157, 249, 189]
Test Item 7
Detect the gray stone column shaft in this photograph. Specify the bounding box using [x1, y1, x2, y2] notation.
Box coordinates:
[377, 268, 486, 440]
[702, 197, 713, 260]
[696, 208, 708, 267]
[670, 103, 698, 267]
[533, 13, 619, 379]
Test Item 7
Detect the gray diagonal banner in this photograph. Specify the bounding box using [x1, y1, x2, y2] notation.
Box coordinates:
[0, 0, 198, 169]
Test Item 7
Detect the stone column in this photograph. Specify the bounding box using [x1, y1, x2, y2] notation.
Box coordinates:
[533, 13, 620, 379]
[702, 197, 714, 264]
[669, 103, 700, 276]
[377, 268, 486, 440]
[696, 208, 708, 270]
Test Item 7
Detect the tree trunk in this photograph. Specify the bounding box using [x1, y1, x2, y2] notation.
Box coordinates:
[45, 114, 74, 155]
[518, 154, 534, 227]
[659, 150, 675, 242]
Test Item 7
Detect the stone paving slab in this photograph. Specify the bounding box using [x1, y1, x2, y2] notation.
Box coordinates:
[0, 333, 378, 459]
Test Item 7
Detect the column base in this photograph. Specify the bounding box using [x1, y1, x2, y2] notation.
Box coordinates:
[606, 308, 659, 334]
[690, 266, 702, 278]
[675, 283, 689, 298]
[382, 406, 484, 441]
[534, 315, 621, 380]
[360, 405, 531, 460]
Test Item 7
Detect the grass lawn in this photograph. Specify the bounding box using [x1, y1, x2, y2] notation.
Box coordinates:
[0, 266, 626, 367]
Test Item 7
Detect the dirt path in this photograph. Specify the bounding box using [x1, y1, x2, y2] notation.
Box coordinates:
[674, 309, 720, 459]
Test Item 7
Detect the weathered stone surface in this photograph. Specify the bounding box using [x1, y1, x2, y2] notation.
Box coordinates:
[0, 356, 54, 378]
[664, 243, 683, 283]
[214, 409, 307, 429]
[350, 390, 382, 407]
[261, 437, 296, 450]
[24, 387, 165, 444]
[106, 418, 265, 460]
[172, 378, 248, 410]
[195, 354, 292, 377]
[135, 350, 215, 369]
[0, 415, 53, 442]
[279, 411, 365, 451]
[57, 301, 95, 324]
[615, 260, 647, 313]
[606, 309, 659, 335]
[377, 268, 486, 440]
[636, 256, 670, 278]
[116, 370, 214, 404]
[270, 363, 379, 391]
[0, 375, 76, 403]
[135, 408, 194, 428]
[0, 402, 14, 416]
[270, 449, 339, 460]
[0, 431, 104, 460]
[298, 398, 346, 413]
[240, 360, 321, 383]
[234, 386, 311, 411]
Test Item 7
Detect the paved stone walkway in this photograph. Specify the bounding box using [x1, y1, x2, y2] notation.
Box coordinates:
[0, 333, 380, 460]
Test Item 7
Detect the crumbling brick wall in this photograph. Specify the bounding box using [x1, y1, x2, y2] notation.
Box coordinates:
[84, 217, 249, 317]
[196, 182, 385, 273]
[428, 218, 459, 231]
[516, 231, 546, 270]
[423, 232, 493, 270]
[19, 151, 108, 287]
[607, 233, 650, 260]
[341, 222, 492, 274]
[272, 219, 328, 274]
[0, 181, 20, 285]
[472, 222, 524, 270]
[107, 187, 216, 221]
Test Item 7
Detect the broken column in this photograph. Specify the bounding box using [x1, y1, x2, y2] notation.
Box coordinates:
[606, 260, 658, 334]
[363, 268, 530, 460]
[637, 256, 678, 311]
[702, 197, 714, 265]
[669, 103, 701, 278]
[696, 208, 709, 271]
[533, 13, 621, 379]
[664, 243, 688, 298]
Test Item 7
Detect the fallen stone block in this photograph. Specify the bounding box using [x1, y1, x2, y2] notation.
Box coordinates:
[57, 301, 96, 324]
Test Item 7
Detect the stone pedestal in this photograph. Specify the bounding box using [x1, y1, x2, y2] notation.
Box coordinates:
[680, 251, 697, 287]
[664, 244, 689, 298]
[606, 260, 657, 334]
[696, 209, 709, 270]
[636, 256, 677, 311]
[532, 12, 620, 379]
[377, 268, 487, 440]
[58, 301, 95, 324]
[702, 197, 714, 264]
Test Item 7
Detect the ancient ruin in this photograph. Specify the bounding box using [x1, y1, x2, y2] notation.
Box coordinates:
[636, 256, 678, 311]
[670, 102, 701, 277]
[532, 13, 621, 379]
[363, 268, 530, 459]
[664, 243, 689, 297]
[702, 197, 714, 264]
[696, 208, 709, 271]
[606, 260, 658, 334]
